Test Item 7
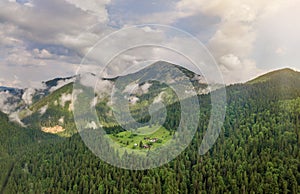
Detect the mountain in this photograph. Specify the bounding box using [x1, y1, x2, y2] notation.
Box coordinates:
[5, 64, 300, 136]
[43, 76, 75, 89]
[32, 76, 76, 103]
[18, 61, 209, 136]
[248, 68, 300, 84]
[246, 68, 300, 101]
[0, 76, 75, 116]
[0, 65, 299, 193]
[20, 82, 75, 137]
[102, 61, 209, 96]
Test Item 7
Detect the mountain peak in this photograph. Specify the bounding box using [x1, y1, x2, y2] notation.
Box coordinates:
[247, 67, 300, 84]
[102, 61, 203, 83]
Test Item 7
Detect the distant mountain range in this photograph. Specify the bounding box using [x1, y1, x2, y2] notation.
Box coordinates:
[0, 61, 299, 135]
[15, 61, 210, 136]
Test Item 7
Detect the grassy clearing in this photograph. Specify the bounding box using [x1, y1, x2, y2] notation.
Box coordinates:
[108, 125, 172, 150]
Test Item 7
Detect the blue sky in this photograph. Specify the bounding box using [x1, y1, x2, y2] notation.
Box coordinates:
[0, 0, 299, 87]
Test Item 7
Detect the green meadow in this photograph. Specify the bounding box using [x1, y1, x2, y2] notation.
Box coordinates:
[108, 125, 173, 149]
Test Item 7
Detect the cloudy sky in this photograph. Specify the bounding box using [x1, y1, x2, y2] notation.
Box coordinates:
[0, 0, 299, 87]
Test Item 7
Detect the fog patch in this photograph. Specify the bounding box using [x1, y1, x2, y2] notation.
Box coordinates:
[22, 88, 36, 105]
[59, 116, 64, 124]
[60, 93, 72, 107]
[9, 112, 25, 127]
[39, 105, 48, 115]
[0, 91, 19, 114]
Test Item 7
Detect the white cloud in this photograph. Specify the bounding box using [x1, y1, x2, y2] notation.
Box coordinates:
[22, 88, 36, 105]
[65, 0, 111, 23]
[0, 0, 100, 44]
[0, 0, 298, 87]
[33, 48, 52, 59]
[172, 0, 285, 82]
[0, 0, 112, 87]
[0, 30, 79, 88]
[219, 57, 260, 83]
[39, 104, 48, 115]
[60, 93, 72, 107]
[254, 0, 300, 71]
[0, 91, 19, 114]
[79, 73, 113, 97]
[0, 22, 23, 47]
[9, 111, 26, 127]
[58, 116, 64, 124]
[219, 54, 242, 71]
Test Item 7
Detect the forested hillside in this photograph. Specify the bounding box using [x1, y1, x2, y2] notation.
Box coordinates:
[0, 68, 300, 193]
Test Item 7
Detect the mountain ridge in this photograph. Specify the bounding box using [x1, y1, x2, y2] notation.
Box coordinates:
[247, 67, 300, 84]
[1, 64, 300, 131]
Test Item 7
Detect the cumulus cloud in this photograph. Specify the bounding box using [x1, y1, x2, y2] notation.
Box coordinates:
[219, 54, 242, 71]
[171, 0, 285, 82]
[0, 0, 298, 87]
[219, 56, 259, 83]
[0, 0, 111, 88]
[0, 0, 100, 44]
[65, 0, 111, 23]
[0, 38, 79, 88]
[33, 48, 52, 59]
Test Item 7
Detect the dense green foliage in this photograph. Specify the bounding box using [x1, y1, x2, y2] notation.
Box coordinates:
[0, 112, 59, 193]
[0, 68, 300, 193]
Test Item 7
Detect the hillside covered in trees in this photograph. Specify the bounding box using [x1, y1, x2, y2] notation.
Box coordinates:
[0, 68, 300, 193]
